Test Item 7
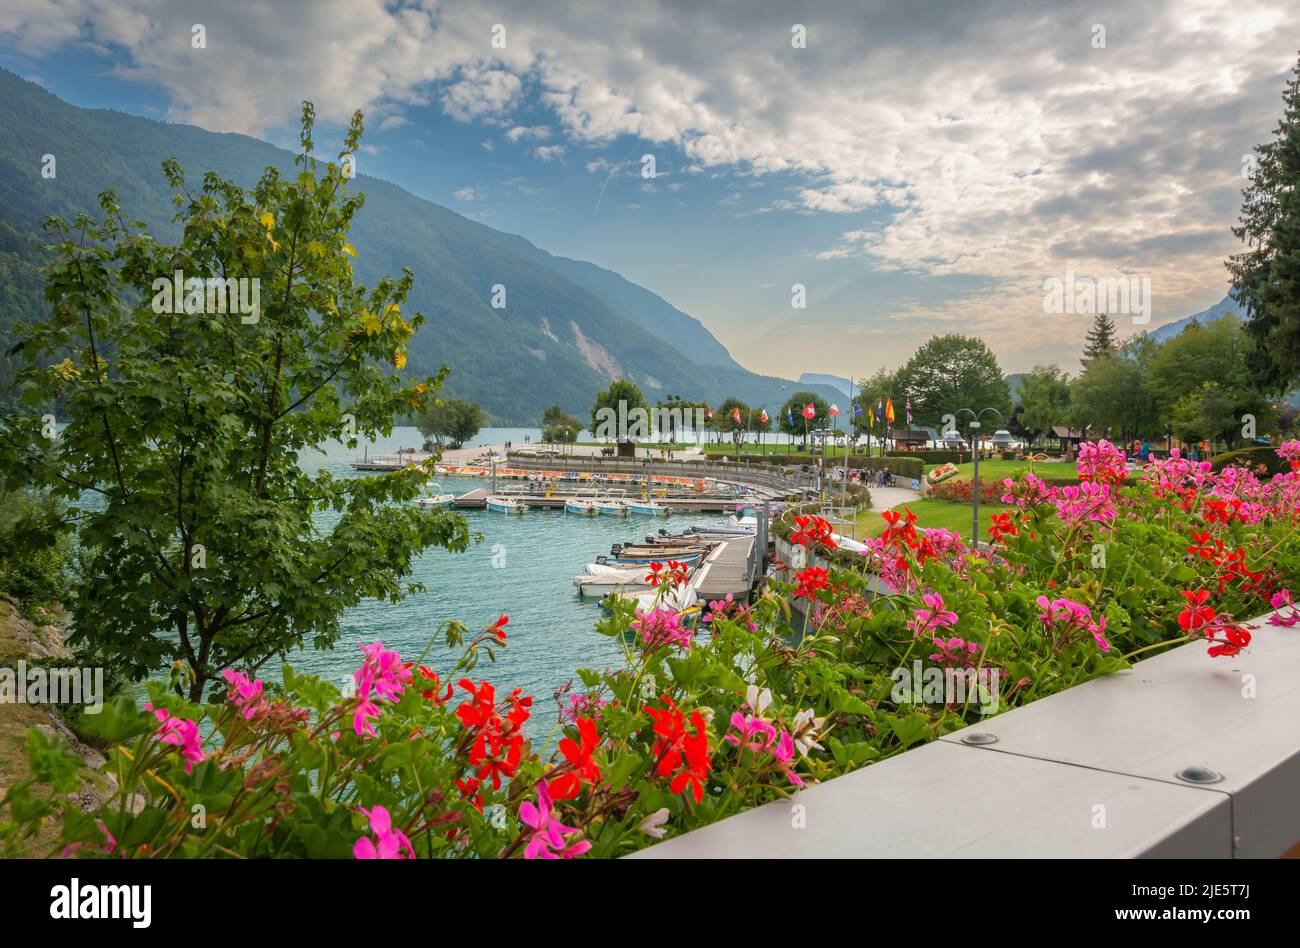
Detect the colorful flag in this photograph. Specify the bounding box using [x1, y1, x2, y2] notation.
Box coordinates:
[868, 403, 876, 427]
[802, 401, 816, 420]
[787, 406, 794, 426]
[876, 397, 884, 421]
[705, 406, 713, 420]
[760, 406, 769, 424]
[905, 398, 913, 425]
[885, 397, 895, 424]
[731, 405, 742, 425]
[852, 401, 863, 417]
[829, 403, 841, 417]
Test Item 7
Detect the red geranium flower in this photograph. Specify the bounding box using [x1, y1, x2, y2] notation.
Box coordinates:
[550, 716, 602, 800]
[644, 696, 712, 804]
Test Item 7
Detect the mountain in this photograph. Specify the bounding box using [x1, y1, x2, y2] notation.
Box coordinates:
[1149, 293, 1245, 342]
[0, 70, 837, 422]
[797, 373, 854, 397]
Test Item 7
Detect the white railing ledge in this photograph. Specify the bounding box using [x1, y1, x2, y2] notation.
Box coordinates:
[631, 614, 1299, 859]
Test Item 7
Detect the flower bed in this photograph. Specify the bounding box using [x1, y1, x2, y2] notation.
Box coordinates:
[4, 441, 1299, 859]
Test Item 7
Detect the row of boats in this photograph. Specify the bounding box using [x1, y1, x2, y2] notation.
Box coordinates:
[571, 533, 722, 610]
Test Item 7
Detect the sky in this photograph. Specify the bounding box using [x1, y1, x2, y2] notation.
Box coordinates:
[1, 0, 1296, 380]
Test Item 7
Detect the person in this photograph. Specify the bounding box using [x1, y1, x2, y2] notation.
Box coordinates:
[1190, 445, 1200, 462]
[1140, 441, 1150, 461]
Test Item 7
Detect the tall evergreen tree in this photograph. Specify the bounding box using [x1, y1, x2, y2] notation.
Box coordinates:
[1227, 54, 1300, 393]
[1081, 313, 1117, 365]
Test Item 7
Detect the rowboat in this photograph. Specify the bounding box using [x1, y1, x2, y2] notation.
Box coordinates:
[417, 493, 455, 507]
[565, 498, 598, 515]
[486, 496, 526, 513]
[596, 499, 628, 516]
[602, 550, 706, 566]
[573, 568, 657, 597]
[626, 499, 669, 516]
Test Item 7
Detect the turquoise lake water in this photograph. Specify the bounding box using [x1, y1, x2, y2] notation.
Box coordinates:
[289, 427, 735, 732]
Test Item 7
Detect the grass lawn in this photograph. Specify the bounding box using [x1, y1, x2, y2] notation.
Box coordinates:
[851, 497, 1014, 539]
[934, 458, 1139, 484]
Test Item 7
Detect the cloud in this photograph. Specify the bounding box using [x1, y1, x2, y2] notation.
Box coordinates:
[452, 186, 478, 201]
[4, 0, 1297, 368]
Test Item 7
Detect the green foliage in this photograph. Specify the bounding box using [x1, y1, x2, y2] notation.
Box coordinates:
[540, 405, 583, 443]
[1228, 55, 1300, 393]
[889, 450, 966, 464]
[1068, 347, 1157, 442]
[777, 391, 832, 439]
[0, 104, 471, 701]
[1208, 445, 1290, 475]
[416, 397, 484, 450]
[1016, 364, 1072, 439]
[590, 380, 648, 439]
[890, 335, 1012, 431]
[0, 489, 68, 608]
[1081, 312, 1117, 365]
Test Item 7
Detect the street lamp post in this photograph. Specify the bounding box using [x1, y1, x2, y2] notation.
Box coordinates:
[953, 407, 1005, 546]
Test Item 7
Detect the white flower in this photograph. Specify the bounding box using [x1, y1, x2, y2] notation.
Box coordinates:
[791, 708, 826, 758]
[638, 808, 670, 839]
[746, 684, 773, 716]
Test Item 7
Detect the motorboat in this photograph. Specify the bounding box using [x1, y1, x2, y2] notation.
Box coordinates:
[573, 569, 658, 598]
[417, 493, 455, 507]
[565, 498, 599, 515]
[596, 498, 628, 516]
[486, 496, 526, 513]
[691, 514, 757, 536]
[626, 499, 669, 516]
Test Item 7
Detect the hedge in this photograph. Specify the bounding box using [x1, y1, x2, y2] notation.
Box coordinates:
[1210, 445, 1289, 476]
[888, 450, 966, 465]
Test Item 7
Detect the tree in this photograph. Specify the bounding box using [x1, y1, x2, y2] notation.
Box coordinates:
[1068, 348, 1157, 443]
[851, 367, 896, 435]
[1081, 313, 1117, 366]
[590, 379, 648, 441]
[0, 104, 470, 701]
[1146, 316, 1267, 447]
[541, 405, 582, 443]
[890, 335, 1012, 431]
[1016, 365, 1072, 445]
[1228, 54, 1300, 393]
[777, 391, 831, 445]
[417, 397, 484, 450]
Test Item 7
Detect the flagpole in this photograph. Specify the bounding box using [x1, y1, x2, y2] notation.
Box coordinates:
[842, 378, 852, 530]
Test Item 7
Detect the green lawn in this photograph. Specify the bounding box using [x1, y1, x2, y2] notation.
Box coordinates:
[934, 458, 1138, 484]
[852, 498, 1014, 539]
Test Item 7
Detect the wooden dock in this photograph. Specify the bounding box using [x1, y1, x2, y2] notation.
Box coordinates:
[692, 535, 759, 600]
[452, 488, 744, 513]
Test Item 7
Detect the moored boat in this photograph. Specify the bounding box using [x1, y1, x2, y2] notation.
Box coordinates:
[626, 499, 669, 516]
[486, 496, 526, 513]
[565, 498, 598, 515]
[596, 498, 628, 516]
[417, 493, 455, 507]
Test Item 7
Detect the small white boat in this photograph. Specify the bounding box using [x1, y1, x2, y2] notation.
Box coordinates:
[626, 499, 669, 516]
[565, 498, 598, 516]
[693, 514, 757, 536]
[585, 563, 648, 576]
[573, 571, 656, 597]
[630, 584, 700, 612]
[417, 493, 455, 507]
[596, 499, 628, 516]
[486, 496, 526, 513]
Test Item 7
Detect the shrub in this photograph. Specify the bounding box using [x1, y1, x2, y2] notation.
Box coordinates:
[1210, 445, 1289, 476]
[889, 450, 966, 465]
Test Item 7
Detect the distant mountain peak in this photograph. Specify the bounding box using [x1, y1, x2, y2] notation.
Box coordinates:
[1149, 293, 1245, 342]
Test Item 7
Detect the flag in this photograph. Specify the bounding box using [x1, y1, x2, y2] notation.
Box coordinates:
[787, 406, 794, 426]
[802, 401, 816, 420]
[705, 406, 713, 420]
[876, 397, 884, 421]
[868, 403, 875, 427]
[731, 405, 742, 425]
[829, 403, 841, 417]
[852, 401, 863, 417]
[905, 398, 913, 425]
[886, 397, 895, 424]
[760, 406, 769, 424]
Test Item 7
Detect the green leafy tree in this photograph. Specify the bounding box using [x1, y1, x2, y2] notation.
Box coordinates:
[1016, 365, 1072, 444]
[541, 405, 583, 443]
[417, 397, 484, 450]
[891, 335, 1011, 430]
[1228, 54, 1300, 393]
[590, 379, 648, 441]
[777, 391, 831, 445]
[1068, 345, 1158, 442]
[1146, 316, 1267, 446]
[1081, 313, 1117, 366]
[851, 368, 896, 435]
[0, 104, 470, 700]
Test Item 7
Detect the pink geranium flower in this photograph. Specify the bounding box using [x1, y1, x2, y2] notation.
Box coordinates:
[353, 804, 414, 859]
[909, 592, 958, 638]
[519, 780, 592, 859]
[145, 705, 205, 774]
[221, 669, 267, 720]
[352, 642, 412, 737]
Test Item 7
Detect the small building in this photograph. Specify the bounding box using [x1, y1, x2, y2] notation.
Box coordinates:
[616, 439, 637, 458]
[889, 428, 929, 451]
[1049, 426, 1085, 454]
